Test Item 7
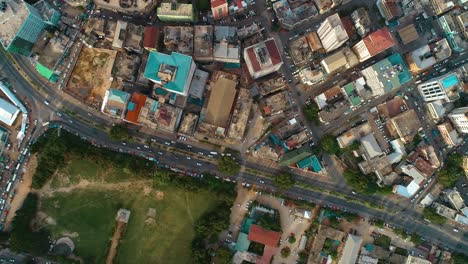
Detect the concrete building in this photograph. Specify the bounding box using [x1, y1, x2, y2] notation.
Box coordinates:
[101, 89, 130, 119]
[360, 53, 412, 96]
[204, 73, 237, 129]
[407, 39, 452, 73]
[244, 38, 283, 79]
[398, 24, 419, 45]
[360, 133, 383, 159]
[0, 98, 20, 126]
[144, 51, 196, 96]
[438, 10, 468, 53]
[448, 107, 468, 133]
[317, 13, 349, 52]
[388, 109, 422, 143]
[211, 0, 228, 20]
[339, 234, 363, 264]
[352, 27, 394, 62]
[320, 47, 358, 74]
[213, 26, 240, 63]
[273, 0, 318, 30]
[143, 26, 159, 51]
[188, 69, 209, 99]
[0, 0, 60, 56]
[157, 1, 194, 22]
[443, 188, 466, 211]
[430, 0, 457, 16]
[351, 7, 372, 37]
[437, 122, 462, 146]
[433, 202, 457, 219]
[194, 25, 213, 62]
[376, 0, 403, 22]
[406, 255, 432, 264]
[427, 100, 447, 121]
[417, 72, 462, 102]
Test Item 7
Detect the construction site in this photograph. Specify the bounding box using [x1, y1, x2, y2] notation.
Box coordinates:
[65, 47, 117, 107]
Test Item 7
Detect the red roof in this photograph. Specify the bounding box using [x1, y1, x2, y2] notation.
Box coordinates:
[143, 26, 159, 49]
[245, 39, 282, 73]
[258, 245, 278, 264]
[248, 224, 281, 247]
[363, 27, 394, 56]
[211, 0, 226, 8]
[125, 93, 146, 124]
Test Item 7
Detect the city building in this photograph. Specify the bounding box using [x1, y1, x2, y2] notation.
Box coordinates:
[101, 89, 130, 119]
[376, 0, 403, 22]
[320, 47, 358, 74]
[463, 156, 468, 177]
[247, 225, 280, 264]
[360, 53, 412, 96]
[339, 234, 363, 264]
[124, 93, 147, 125]
[163, 26, 194, 55]
[398, 24, 419, 46]
[352, 27, 394, 62]
[443, 188, 466, 211]
[0, 0, 60, 56]
[438, 10, 468, 53]
[341, 78, 367, 108]
[387, 109, 422, 143]
[257, 76, 287, 96]
[273, 0, 318, 30]
[260, 91, 291, 117]
[213, 26, 240, 63]
[188, 69, 209, 99]
[194, 25, 213, 62]
[112, 21, 144, 53]
[143, 26, 159, 51]
[395, 165, 426, 198]
[211, 0, 228, 20]
[430, 0, 457, 16]
[244, 38, 283, 79]
[417, 72, 463, 102]
[154, 103, 183, 133]
[406, 255, 432, 264]
[178, 113, 199, 136]
[204, 72, 238, 129]
[299, 67, 325, 85]
[406, 39, 452, 73]
[427, 100, 447, 121]
[317, 13, 349, 52]
[0, 98, 20, 126]
[360, 134, 383, 160]
[144, 51, 196, 96]
[157, 1, 194, 22]
[448, 107, 468, 133]
[279, 145, 313, 166]
[289, 36, 314, 66]
[437, 122, 462, 146]
[433, 202, 457, 219]
[227, 88, 252, 141]
[351, 7, 372, 37]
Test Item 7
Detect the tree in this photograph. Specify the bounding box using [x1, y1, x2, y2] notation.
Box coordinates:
[438, 154, 463, 187]
[319, 134, 341, 155]
[214, 247, 232, 264]
[288, 234, 296, 244]
[218, 156, 240, 175]
[452, 253, 468, 264]
[410, 233, 422, 246]
[303, 104, 319, 124]
[109, 124, 130, 141]
[196, 0, 210, 12]
[273, 173, 295, 190]
[423, 207, 447, 225]
[281, 247, 291, 258]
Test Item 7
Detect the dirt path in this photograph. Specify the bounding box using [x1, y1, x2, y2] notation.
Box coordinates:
[4, 155, 37, 230]
[184, 193, 194, 225]
[37, 179, 153, 197]
[106, 221, 124, 264]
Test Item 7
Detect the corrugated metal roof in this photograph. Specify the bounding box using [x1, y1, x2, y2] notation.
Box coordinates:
[0, 98, 20, 126]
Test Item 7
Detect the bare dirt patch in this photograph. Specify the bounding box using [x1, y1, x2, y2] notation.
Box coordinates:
[65, 47, 117, 106]
[143, 186, 152, 196]
[3, 154, 37, 230]
[155, 191, 164, 200]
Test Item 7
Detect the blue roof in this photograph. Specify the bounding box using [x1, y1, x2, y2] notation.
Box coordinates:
[144, 51, 193, 94]
[235, 233, 251, 252]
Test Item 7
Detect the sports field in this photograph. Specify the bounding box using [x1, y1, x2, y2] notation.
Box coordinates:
[40, 159, 222, 264]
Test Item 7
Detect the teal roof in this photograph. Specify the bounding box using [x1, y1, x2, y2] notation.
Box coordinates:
[369, 53, 411, 93]
[279, 146, 313, 166]
[109, 89, 130, 104]
[297, 155, 322, 172]
[241, 218, 255, 234]
[343, 83, 362, 106]
[235, 233, 251, 252]
[144, 51, 193, 94]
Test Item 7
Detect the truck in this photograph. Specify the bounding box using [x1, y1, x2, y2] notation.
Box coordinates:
[210, 151, 218, 155]
[5, 182, 12, 192]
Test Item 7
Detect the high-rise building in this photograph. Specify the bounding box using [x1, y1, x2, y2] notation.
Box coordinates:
[437, 122, 462, 146]
[0, 0, 60, 56]
[448, 107, 468, 134]
[317, 13, 349, 53]
[352, 27, 394, 62]
[417, 72, 462, 102]
[210, 0, 228, 20]
[376, 0, 403, 22]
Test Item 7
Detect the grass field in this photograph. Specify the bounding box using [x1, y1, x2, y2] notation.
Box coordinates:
[41, 159, 223, 264]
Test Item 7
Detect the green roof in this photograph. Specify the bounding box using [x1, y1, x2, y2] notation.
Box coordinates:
[343, 82, 362, 106]
[368, 53, 411, 93]
[144, 51, 193, 95]
[109, 89, 130, 104]
[279, 146, 313, 166]
[36, 63, 58, 82]
[235, 233, 251, 252]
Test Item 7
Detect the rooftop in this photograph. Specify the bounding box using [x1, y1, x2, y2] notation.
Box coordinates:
[339, 234, 363, 264]
[124, 93, 146, 124]
[194, 25, 213, 60]
[260, 90, 291, 117]
[273, 0, 318, 30]
[101, 89, 130, 118]
[279, 145, 313, 166]
[321, 47, 358, 74]
[155, 103, 182, 132]
[163, 26, 193, 55]
[144, 51, 194, 95]
[361, 133, 383, 159]
[228, 88, 252, 141]
[257, 76, 286, 96]
[0, 98, 20, 126]
[247, 224, 281, 247]
[398, 24, 419, 45]
[178, 112, 199, 135]
[289, 36, 313, 66]
[137, 97, 160, 130]
[204, 74, 237, 128]
[361, 27, 394, 57]
[188, 69, 209, 99]
[157, 2, 193, 18]
[361, 53, 412, 96]
[407, 45, 437, 72]
[244, 38, 283, 78]
[388, 109, 422, 143]
[143, 26, 159, 50]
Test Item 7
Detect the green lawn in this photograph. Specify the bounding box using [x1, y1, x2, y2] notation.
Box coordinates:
[41, 186, 222, 264]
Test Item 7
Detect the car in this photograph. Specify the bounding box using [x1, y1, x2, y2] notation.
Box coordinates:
[352, 191, 357, 195]
[144, 145, 149, 149]
[164, 142, 170, 146]
[157, 152, 163, 155]
[137, 147, 141, 150]
[122, 142, 126, 146]
[56, 112, 62, 117]
[186, 156, 191, 160]
[453, 228, 459, 233]
[196, 163, 202, 166]
[44, 100, 50, 106]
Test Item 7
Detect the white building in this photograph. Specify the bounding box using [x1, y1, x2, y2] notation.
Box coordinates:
[0, 98, 20, 126]
[417, 72, 462, 102]
[244, 38, 283, 79]
[448, 107, 468, 134]
[317, 13, 349, 53]
[437, 122, 462, 146]
[339, 234, 363, 264]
